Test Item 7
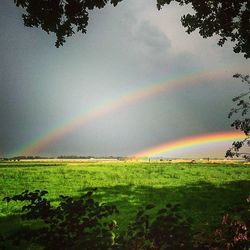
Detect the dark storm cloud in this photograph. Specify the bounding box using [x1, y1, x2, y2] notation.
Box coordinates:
[135, 20, 171, 54]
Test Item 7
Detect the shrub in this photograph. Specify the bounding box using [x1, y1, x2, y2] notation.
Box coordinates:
[3, 189, 118, 250]
[2, 190, 249, 250]
[211, 195, 249, 250]
[194, 196, 250, 250]
[120, 203, 192, 249]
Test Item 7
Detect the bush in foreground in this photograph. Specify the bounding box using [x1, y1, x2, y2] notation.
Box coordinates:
[2, 189, 118, 249]
[1, 190, 249, 250]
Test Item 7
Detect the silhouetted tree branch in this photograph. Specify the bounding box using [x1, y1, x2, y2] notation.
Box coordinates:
[14, 0, 122, 47]
[157, 0, 250, 58]
[14, 0, 250, 58]
[226, 74, 250, 161]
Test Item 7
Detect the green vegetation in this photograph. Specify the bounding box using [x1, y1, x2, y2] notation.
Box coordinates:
[0, 160, 249, 236]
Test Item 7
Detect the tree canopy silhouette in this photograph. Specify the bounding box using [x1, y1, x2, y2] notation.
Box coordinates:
[14, 0, 123, 47]
[157, 0, 250, 58]
[14, 0, 250, 58]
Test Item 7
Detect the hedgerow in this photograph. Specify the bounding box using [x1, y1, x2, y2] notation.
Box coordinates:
[1, 189, 249, 250]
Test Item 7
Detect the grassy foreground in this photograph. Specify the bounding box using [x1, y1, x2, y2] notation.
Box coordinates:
[0, 160, 249, 234]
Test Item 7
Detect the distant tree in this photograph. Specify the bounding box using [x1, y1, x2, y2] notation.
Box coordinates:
[226, 74, 250, 161]
[14, 0, 250, 58]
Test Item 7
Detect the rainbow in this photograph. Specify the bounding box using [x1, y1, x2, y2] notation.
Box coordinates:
[13, 64, 248, 156]
[132, 131, 246, 158]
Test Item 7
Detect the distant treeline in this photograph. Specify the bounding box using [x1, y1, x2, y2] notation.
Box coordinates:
[1, 156, 51, 161]
[57, 155, 120, 159]
[1, 155, 129, 161]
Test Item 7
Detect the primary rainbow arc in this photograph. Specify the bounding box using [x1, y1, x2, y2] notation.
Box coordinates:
[133, 131, 246, 158]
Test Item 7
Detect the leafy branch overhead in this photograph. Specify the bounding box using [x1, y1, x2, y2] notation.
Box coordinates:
[14, 0, 250, 58]
[14, 0, 123, 47]
[157, 0, 250, 58]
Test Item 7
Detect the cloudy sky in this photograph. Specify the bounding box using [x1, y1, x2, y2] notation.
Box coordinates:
[0, 0, 250, 158]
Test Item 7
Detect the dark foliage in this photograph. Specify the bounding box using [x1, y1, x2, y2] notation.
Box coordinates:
[1, 189, 249, 249]
[14, 0, 250, 58]
[2, 189, 192, 249]
[14, 0, 122, 47]
[204, 195, 249, 250]
[0, 234, 5, 249]
[226, 74, 250, 161]
[3, 189, 119, 249]
[157, 0, 250, 58]
[120, 203, 192, 250]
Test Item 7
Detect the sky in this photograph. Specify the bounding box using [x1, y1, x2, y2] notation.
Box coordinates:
[0, 0, 250, 158]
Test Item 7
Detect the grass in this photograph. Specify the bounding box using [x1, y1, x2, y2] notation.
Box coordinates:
[0, 160, 249, 235]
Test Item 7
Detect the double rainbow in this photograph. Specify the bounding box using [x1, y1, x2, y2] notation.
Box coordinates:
[13, 64, 248, 156]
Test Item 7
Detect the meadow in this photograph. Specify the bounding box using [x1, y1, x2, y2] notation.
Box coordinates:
[0, 160, 250, 235]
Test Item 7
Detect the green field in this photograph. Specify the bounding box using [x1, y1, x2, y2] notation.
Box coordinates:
[0, 160, 250, 235]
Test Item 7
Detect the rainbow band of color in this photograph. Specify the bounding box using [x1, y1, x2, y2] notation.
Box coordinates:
[133, 131, 246, 158]
[14, 64, 249, 156]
